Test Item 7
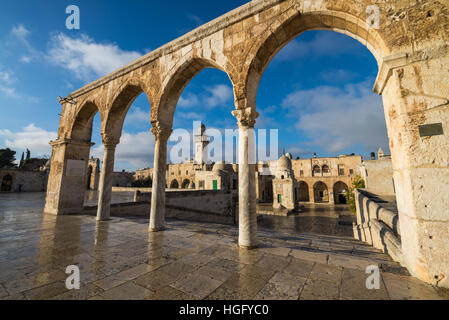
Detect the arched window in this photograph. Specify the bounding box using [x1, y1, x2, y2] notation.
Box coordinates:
[312, 165, 321, 177]
[322, 165, 330, 176]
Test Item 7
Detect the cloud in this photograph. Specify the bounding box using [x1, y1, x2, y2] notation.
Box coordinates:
[123, 107, 151, 129]
[204, 84, 233, 108]
[187, 14, 203, 27]
[275, 31, 362, 62]
[0, 69, 17, 97]
[282, 81, 389, 154]
[0, 124, 57, 156]
[11, 24, 30, 41]
[47, 33, 142, 81]
[91, 131, 155, 170]
[178, 84, 233, 111]
[178, 93, 199, 108]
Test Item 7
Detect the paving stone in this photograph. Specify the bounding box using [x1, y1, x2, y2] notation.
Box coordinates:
[300, 278, 340, 300]
[283, 258, 314, 278]
[340, 268, 389, 300]
[255, 272, 306, 300]
[382, 272, 444, 300]
[289, 249, 328, 264]
[99, 282, 153, 300]
[172, 272, 223, 299]
[309, 263, 343, 283]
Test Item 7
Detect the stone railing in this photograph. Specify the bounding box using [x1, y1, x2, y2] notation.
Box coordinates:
[353, 189, 403, 264]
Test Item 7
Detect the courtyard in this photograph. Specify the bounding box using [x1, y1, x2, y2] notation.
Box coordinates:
[0, 192, 447, 300]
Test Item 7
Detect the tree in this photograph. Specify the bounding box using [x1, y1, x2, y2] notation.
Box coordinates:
[0, 148, 17, 168]
[345, 175, 366, 214]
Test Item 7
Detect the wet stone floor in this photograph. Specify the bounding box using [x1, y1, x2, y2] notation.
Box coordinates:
[0, 192, 448, 300]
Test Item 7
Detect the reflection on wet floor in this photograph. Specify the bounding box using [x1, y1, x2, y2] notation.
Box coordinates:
[0, 192, 355, 238]
[257, 204, 355, 238]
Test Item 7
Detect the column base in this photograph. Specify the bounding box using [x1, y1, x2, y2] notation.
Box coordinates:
[149, 226, 166, 232]
[238, 243, 259, 250]
[96, 217, 112, 222]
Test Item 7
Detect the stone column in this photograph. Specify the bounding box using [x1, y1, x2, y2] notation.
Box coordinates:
[232, 107, 259, 249]
[149, 122, 172, 232]
[374, 52, 449, 287]
[96, 135, 119, 221]
[308, 185, 315, 204]
[44, 139, 93, 215]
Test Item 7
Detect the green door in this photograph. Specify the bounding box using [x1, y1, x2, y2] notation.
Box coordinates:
[213, 180, 218, 190]
[277, 194, 282, 203]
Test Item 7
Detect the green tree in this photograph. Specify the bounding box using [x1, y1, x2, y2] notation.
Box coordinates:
[0, 148, 17, 168]
[345, 175, 365, 214]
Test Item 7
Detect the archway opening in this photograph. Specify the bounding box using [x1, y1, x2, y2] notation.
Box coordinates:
[181, 179, 190, 189]
[298, 181, 309, 202]
[313, 181, 329, 203]
[1, 174, 13, 192]
[333, 181, 349, 204]
[170, 180, 179, 189]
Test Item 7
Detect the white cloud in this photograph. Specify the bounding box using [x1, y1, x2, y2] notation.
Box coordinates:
[0, 124, 57, 156]
[282, 81, 389, 154]
[275, 31, 362, 62]
[204, 84, 233, 108]
[187, 14, 203, 27]
[91, 131, 155, 170]
[123, 107, 151, 128]
[178, 93, 199, 108]
[0, 69, 17, 97]
[11, 24, 30, 41]
[47, 33, 142, 81]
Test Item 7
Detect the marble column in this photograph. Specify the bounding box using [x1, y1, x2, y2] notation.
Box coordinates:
[149, 122, 172, 232]
[232, 107, 259, 249]
[96, 135, 119, 221]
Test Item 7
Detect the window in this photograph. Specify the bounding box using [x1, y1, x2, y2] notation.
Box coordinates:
[199, 180, 205, 188]
[186, 170, 189, 175]
[313, 165, 321, 176]
[349, 169, 354, 175]
[277, 194, 282, 203]
[281, 175, 284, 179]
[338, 165, 345, 176]
[322, 165, 330, 174]
[300, 170, 304, 177]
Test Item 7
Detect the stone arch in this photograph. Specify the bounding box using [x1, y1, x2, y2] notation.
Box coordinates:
[181, 179, 190, 189]
[243, 6, 390, 108]
[169, 179, 179, 189]
[313, 181, 329, 203]
[333, 181, 349, 204]
[157, 56, 236, 126]
[1, 174, 13, 192]
[70, 100, 102, 142]
[298, 181, 309, 202]
[103, 79, 152, 139]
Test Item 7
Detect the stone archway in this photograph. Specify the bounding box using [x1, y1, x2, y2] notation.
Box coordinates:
[298, 181, 309, 202]
[170, 180, 179, 189]
[181, 179, 190, 189]
[44, 0, 449, 287]
[1, 174, 13, 192]
[333, 181, 349, 205]
[313, 181, 329, 203]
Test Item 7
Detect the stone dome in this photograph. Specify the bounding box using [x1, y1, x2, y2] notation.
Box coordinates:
[212, 161, 232, 173]
[277, 154, 292, 171]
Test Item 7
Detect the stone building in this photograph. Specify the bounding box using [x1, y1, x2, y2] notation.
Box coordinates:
[271, 153, 298, 210]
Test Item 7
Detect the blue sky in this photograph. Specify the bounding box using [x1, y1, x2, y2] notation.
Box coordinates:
[0, 0, 389, 171]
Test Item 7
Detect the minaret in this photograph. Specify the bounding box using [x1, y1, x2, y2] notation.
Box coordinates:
[194, 123, 209, 164]
[378, 147, 384, 159]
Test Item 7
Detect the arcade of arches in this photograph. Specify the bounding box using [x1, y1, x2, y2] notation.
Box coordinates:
[44, 0, 449, 287]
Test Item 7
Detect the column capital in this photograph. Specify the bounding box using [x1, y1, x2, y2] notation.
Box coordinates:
[151, 121, 173, 141]
[101, 134, 120, 148]
[232, 107, 259, 128]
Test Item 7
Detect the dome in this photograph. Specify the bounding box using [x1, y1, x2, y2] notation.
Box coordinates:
[277, 154, 292, 171]
[212, 161, 232, 173]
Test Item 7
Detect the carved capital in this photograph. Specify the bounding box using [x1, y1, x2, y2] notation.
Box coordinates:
[101, 134, 120, 148]
[151, 122, 173, 141]
[232, 107, 259, 128]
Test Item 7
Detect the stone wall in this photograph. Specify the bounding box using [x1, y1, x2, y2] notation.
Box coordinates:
[353, 189, 402, 264]
[0, 169, 48, 192]
[358, 159, 395, 195]
[85, 189, 236, 224]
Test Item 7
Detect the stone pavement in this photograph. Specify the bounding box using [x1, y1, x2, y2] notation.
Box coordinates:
[0, 202, 448, 300]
